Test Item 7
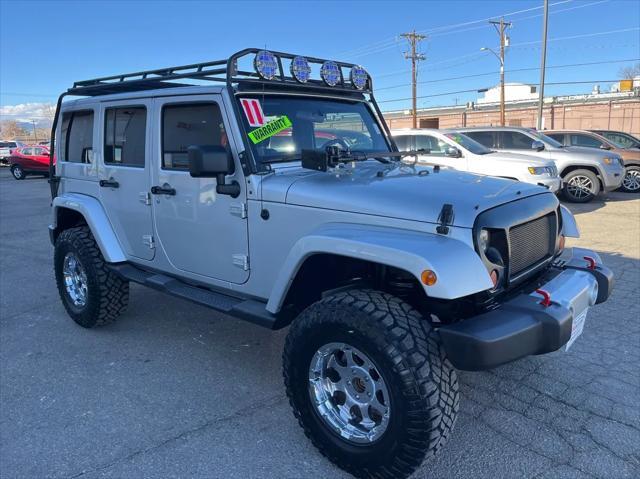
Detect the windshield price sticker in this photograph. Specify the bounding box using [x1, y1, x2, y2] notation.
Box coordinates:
[248, 116, 292, 144]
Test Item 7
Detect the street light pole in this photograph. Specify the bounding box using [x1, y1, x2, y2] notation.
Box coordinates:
[537, 0, 549, 130]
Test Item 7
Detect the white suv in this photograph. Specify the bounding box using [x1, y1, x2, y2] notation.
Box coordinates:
[392, 129, 561, 192]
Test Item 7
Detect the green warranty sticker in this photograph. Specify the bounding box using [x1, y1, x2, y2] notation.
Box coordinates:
[248, 116, 292, 144]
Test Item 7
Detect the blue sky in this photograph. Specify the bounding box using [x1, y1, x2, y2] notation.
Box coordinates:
[1, 0, 639, 119]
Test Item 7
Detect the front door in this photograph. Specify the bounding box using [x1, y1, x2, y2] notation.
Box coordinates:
[99, 100, 155, 261]
[151, 96, 249, 284]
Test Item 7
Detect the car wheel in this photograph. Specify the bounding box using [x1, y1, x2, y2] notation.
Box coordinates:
[283, 289, 459, 479]
[54, 226, 129, 328]
[10, 165, 25, 180]
[620, 166, 640, 193]
[562, 169, 600, 203]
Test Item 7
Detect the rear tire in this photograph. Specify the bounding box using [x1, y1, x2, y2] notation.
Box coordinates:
[54, 226, 129, 328]
[562, 169, 600, 203]
[283, 289, 459, 479]
[10, 165, 25, 180]
[620, 165, 640, 193]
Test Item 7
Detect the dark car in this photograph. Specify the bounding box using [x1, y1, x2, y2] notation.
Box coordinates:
[590, 130, 640, 150]
[9, 146, 54, 180]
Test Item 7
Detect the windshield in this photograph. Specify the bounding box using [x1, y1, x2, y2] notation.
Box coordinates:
[529, 130, 564, 148]
[443, 132, 492, 155]
[238, 95, 390, 164]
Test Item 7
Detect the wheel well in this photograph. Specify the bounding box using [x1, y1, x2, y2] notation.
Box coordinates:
[279, 254, 424, 324]
[53, 208, 87, 241]
[559, 165, 603, 188]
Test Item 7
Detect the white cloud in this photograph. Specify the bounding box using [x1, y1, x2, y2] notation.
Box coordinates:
[0, 103, 55, 124]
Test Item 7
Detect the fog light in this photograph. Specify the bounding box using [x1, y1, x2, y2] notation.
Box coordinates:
[490, 270, 498, 288]
[421, 270, 437, 286]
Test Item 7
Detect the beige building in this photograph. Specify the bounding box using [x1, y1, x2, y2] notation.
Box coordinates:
[384, 90, 640, 136]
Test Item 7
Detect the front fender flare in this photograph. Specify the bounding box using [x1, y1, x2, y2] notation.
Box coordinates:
[560, 205, 580, 238]
[266, 223, 493, 313]
[51, 193, 126, 263]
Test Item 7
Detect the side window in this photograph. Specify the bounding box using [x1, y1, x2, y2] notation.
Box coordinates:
[393, 135, 413, 151]
[21, 148, 33, 156]
[545, 133, 565, 144]
[162, 103, 226, 170]
[500, 131, 533, 149]
[104, 107, 147, 167]
[466, 131, 495, 148]
[61, 111, 94, 163]
[33, 147, 46, 156]
[570, 134, 602, 148]
[414, 135, 448, 156]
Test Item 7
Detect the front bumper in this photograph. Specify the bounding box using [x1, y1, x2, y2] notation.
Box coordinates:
[535, 177, 561, 193]
[438, 247, 614, 371]
[601, 166, 624, 191]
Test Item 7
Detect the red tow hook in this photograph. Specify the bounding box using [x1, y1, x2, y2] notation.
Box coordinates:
[584, 256, 597, 270]
[535, 289, 552, 307]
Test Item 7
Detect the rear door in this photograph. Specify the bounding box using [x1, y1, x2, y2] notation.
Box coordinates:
[99, 100, 155, 261]
[31, 147, 50, 171]
[151, 95, 249, 284]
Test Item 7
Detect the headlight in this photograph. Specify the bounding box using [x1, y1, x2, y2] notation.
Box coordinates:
[602, 156, 619, 165]
[479, 229, 490, 252]
[528, 166, 547, 175]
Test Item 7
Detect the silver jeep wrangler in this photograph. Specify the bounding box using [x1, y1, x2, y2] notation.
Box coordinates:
[47, 49, 614, 479]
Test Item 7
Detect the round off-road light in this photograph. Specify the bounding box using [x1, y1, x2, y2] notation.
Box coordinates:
[421, 270, 437, 286]
[479, 229, 490, 252]
[254, 50, 278, 80]
[290, 56, 311, 83]
[350, 65, 368, 90]
[320, 61, 341, 86]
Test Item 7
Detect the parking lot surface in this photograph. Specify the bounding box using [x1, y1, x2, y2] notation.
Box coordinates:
[1, 169, 638, 479]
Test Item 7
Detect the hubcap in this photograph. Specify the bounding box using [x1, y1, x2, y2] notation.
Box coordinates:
[622, 169, 640, 191]
[13, 167, 22, 178]
[308, 342, 390, 444]
[62, 252, 88, 307]
[566, 175, 594, 199]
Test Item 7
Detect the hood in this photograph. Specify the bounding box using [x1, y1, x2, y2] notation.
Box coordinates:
[484, 151, 554, 167]
[262, 162, 551, 228]
[561, 145, 621, 159]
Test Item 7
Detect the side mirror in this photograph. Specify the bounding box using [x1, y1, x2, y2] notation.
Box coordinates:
[188, 145, 240, 198]
[445, 146, 461, 158]
[599, 144, 611, 150]
[531, 140, 545, 152]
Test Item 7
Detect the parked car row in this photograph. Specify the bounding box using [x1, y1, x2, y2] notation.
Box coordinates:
[393, 127, 637, 202]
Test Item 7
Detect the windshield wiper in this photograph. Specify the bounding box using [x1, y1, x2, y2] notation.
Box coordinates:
[301, 146, 427, 172]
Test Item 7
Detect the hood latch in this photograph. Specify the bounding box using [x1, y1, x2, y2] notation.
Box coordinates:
[437, 204, 454, 235]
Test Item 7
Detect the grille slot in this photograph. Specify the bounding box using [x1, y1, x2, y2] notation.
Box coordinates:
[508, 213, 556, 277]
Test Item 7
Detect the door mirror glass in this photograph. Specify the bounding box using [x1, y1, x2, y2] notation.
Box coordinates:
[445, 146, 461, 158]
[531, 140, 545, 151]
[188, 145, 234, 178]
[599, 143, 611, 150]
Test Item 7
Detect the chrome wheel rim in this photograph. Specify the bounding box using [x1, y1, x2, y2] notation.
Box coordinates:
[63, 252, 88, 307]
[12, 167, 22, 179]
[622, 169, 640, 191]
[566, 175, 594, 199]
[308, 342, 390, 444]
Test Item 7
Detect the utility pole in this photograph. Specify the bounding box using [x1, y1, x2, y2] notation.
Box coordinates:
[537, 0, 549, 130]
[401, 30, 426, 129]
[488, 18, 511, 126]
[31, 120, 38, 142]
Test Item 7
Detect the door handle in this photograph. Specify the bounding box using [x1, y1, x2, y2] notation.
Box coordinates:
[151, 184, 176, 196]
[99, 178, 120, 188]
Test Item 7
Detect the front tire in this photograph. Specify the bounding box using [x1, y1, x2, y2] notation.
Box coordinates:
[620, 165, 640, 193]
[562, 169, 600, 203]
[54, 226, 129, 328]
[11, 165, 25, 180]
[283, 289, 459, 479]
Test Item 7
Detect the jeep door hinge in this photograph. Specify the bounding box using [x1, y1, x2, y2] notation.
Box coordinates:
[229, 202, 247, 219]
[142, 235, 155, 249]
[232, 254, 249, 271]
[139, 191, 151, 205]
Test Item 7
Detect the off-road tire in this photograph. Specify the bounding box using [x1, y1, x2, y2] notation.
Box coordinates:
[562, 169, 600, 203]
[54, 226, 129, 327]
[620, 165, 640, 193]
[11, 165, 25, 180]
[283, 289, 459, 479]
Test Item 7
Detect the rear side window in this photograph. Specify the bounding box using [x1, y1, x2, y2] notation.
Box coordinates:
[61, 111, 94, 163]
[570, 134, 603, 148]
[104, 107, 147, 167]
[393, 135, 413, 151]
[500, 131, 534, 149]
[545, 133, 565, 144]
[162, 103, 227, 170]
[465, 131, 495, 148]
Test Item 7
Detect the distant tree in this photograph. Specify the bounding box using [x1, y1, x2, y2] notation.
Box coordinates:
[618, 63, 640, 79]
[0, 120, 26, 140]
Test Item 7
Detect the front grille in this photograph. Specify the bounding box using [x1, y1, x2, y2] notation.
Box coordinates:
[508, 213, 556, 277]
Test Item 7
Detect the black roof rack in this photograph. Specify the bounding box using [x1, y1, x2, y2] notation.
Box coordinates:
[67, 48, 373, 97]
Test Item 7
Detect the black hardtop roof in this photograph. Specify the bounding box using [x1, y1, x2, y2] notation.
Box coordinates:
[67, 48, 372, 98]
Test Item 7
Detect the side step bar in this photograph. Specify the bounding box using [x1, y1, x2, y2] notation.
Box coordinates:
[108, 264, 280, 329]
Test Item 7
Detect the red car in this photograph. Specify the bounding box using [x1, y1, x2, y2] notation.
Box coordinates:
[9, 146, 55, 180]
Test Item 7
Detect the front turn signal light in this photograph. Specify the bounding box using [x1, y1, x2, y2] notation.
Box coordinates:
[421, 270, 437, 286]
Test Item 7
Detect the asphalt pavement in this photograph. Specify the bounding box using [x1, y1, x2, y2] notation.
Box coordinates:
[1, 168, 638, 479]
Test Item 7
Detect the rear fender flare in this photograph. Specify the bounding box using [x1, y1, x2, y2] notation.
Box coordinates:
[266, 223, 493, 313]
